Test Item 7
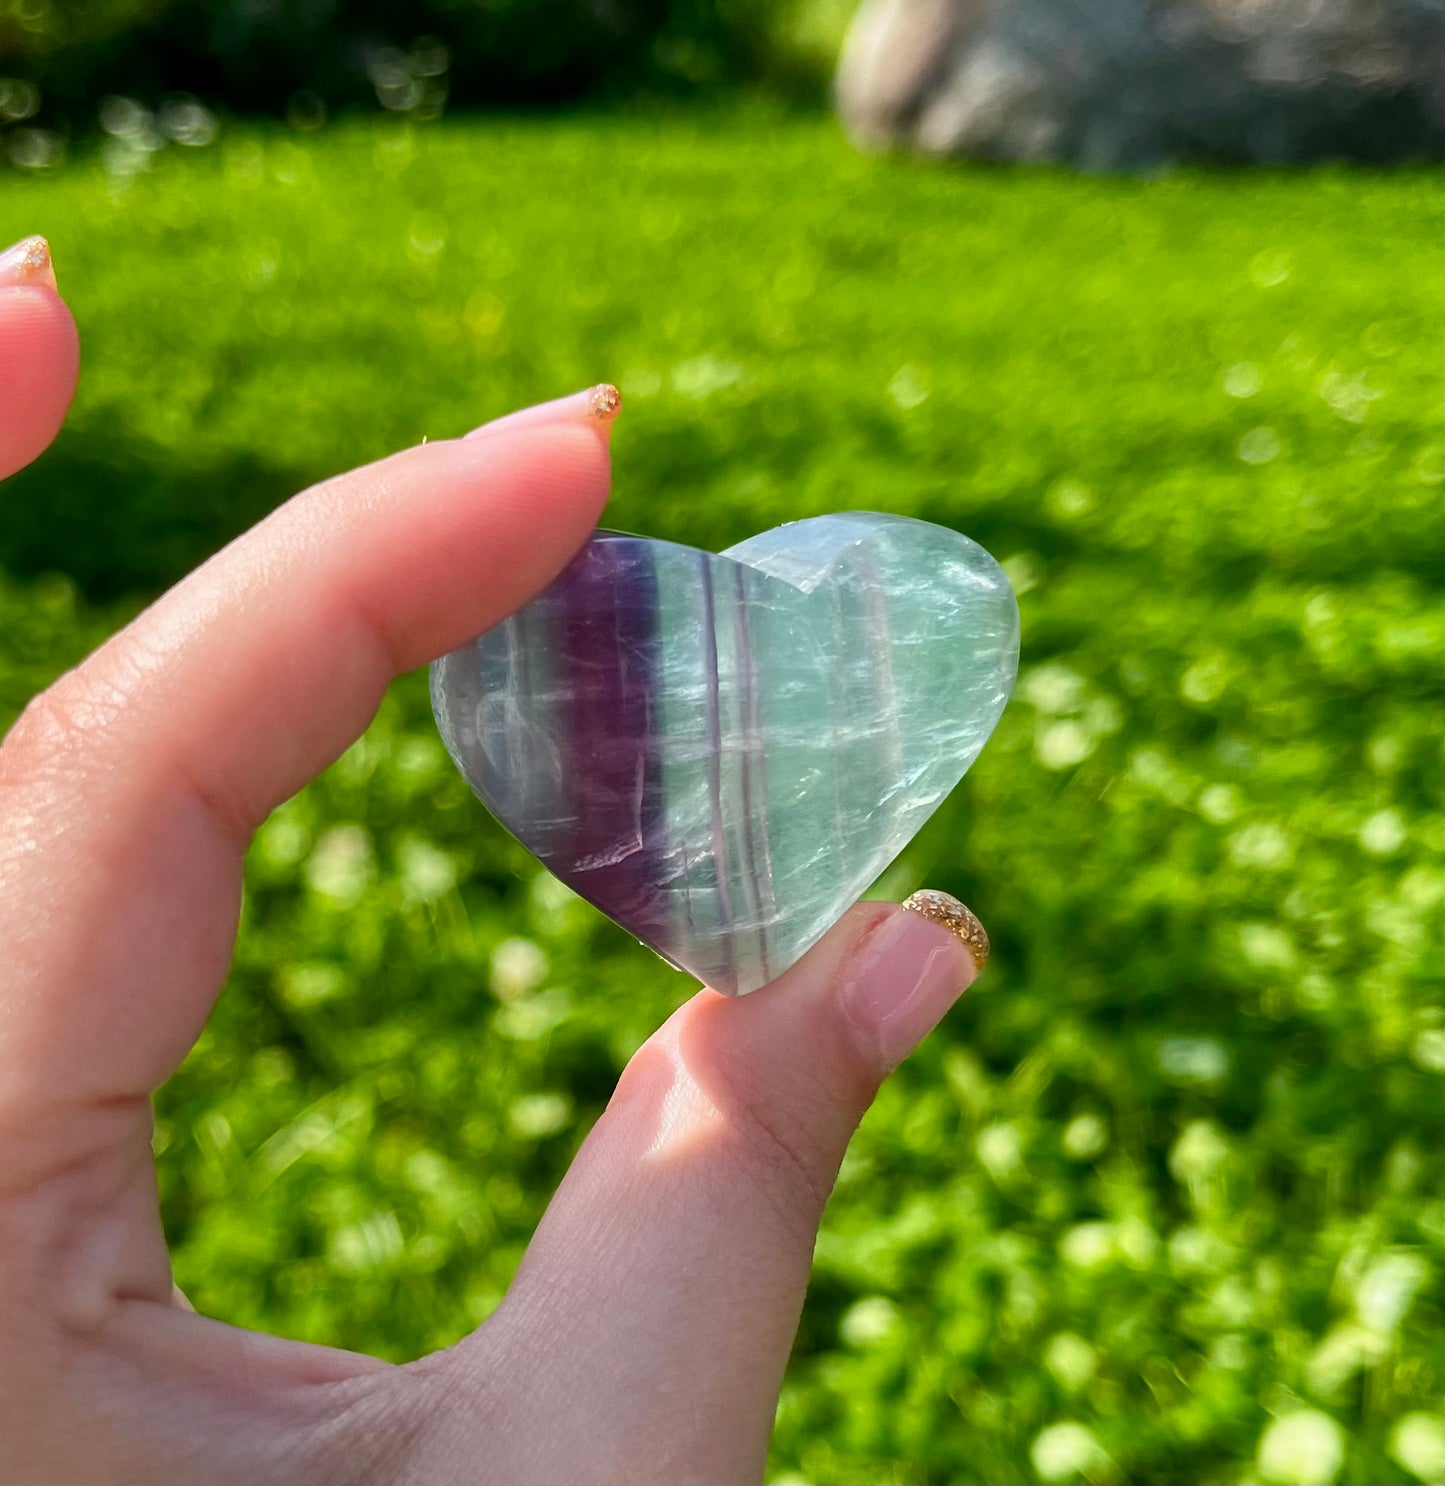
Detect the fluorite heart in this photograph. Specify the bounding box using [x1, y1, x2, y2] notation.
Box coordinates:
[431, 513, 1019, 995]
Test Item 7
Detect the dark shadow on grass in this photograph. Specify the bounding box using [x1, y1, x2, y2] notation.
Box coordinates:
[1, 417, 325, 603]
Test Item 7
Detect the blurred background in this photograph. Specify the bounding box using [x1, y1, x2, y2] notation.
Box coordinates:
[0, 3, 1441, 1483]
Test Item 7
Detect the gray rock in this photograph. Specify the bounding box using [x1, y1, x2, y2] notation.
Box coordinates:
[835, 0, 1444, 167]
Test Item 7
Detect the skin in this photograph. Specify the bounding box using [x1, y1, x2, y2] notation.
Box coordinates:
[0, 262, 977, 1485]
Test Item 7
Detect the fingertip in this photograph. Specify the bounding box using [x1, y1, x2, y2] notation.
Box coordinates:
[694, 892, 982, 1091]
[0, 284, 79, 479]
[838, 894, 982, 1072]
[442, 416, 614, 545]
[463, 382, 623, 444]
[0, 234, 58, 293]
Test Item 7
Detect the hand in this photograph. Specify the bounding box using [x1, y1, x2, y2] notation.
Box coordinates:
[0, 237, 985, 1486]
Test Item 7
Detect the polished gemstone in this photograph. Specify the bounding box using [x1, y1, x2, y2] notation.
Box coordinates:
[431, 513, 1019, 995]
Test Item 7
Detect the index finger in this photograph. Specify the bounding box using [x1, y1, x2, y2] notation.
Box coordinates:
[0, 398, 615, 1134]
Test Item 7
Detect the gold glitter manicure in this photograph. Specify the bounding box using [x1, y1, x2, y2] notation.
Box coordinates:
[0, 235, 56, 291]
[587, 383, 622, 420]
[902, 889, 990, 970]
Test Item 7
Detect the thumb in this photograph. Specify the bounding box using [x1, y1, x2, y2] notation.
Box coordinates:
[0, 235, 79, 480]
[430, 892, 986, 1486]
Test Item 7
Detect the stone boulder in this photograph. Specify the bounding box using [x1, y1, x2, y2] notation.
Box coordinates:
[835, 0, 1444, 167]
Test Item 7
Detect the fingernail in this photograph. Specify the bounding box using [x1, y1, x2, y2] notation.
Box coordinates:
[842, 890, 988, 1070]
[465, 383, 622, 441]
[0, 235, 57, 292]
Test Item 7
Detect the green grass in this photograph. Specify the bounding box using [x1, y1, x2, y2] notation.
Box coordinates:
[2, 110, 1441, 1485]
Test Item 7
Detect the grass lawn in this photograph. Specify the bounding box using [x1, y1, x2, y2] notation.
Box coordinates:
[1, 109, 1441, 1485]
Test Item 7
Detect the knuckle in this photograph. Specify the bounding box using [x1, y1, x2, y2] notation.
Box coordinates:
[0, 678, 88, 783]
[612, 1011, 859, 1245]
[727, 1090, 836, 1239]
[0, 646, 142, 786]
[705, 1032, 868, 1242]
[5, 681, 91, 776]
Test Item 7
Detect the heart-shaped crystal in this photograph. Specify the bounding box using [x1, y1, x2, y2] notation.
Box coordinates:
[432, 513, 1019, 995]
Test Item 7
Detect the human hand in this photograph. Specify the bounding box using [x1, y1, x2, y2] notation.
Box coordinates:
[0, 237, 987, 1486]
